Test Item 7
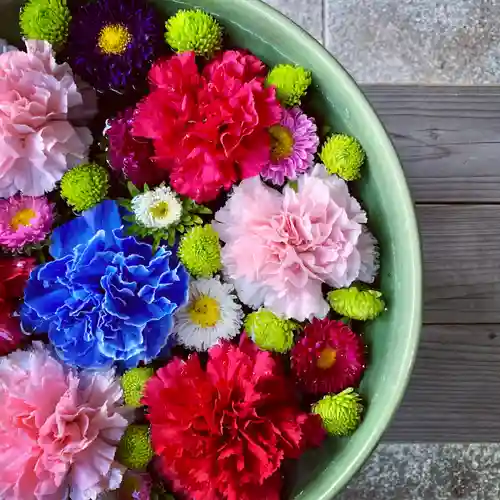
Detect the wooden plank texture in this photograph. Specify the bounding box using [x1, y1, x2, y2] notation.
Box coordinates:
[385, 325, 500, 442]
[363, 86, 500, 203]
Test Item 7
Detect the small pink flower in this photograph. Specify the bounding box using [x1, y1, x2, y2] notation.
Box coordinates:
[0, 342, 129, 500]
[213, 165, 378, 321]
[0, 194, 53, 250]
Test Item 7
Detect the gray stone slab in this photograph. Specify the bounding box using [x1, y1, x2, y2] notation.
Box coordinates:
[262, 0, 324, 43]
[325, 0, 500, 83]
[339, 444, 500, 500]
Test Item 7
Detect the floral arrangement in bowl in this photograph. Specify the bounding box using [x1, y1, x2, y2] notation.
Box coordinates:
[0, 2, 388, 499]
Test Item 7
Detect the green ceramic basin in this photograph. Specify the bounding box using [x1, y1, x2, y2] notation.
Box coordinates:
[2, 0, 422, 497]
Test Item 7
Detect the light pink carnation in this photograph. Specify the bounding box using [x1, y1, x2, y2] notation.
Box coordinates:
[0, 342, 130, 500]
[0, 40, 93, 197]
[0, 194, 53, 250]
[213, 164, 378, 321]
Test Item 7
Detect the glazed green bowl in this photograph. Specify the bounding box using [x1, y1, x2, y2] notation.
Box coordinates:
[2, 0, 422, 497]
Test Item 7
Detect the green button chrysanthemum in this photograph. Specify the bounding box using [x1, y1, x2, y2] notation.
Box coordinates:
[20, 0, 71, 48]
[266, 64, 312, 107]
[178, 225, 222, 278]
[327, 286, 385, 321]
[320, 134, 366, 181]
[60, 163, 109, 212]
[313, 388, 364, 437]
[117, 425, 154, 471]
[244, 309, 299, 353]
[165, 9, 222, 57]
[121, 367, 154, 408]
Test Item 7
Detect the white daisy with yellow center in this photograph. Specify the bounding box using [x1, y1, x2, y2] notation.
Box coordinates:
[131, 185, 183, 229]
[174, 277, 243, 351]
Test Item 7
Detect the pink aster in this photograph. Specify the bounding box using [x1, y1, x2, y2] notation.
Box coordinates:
[0, 194, 53, 250]
[291, 318, 366, 395]
[213, 164, 379, 321]
[0, 342, 130, 500]
[261, 107, 319, 185]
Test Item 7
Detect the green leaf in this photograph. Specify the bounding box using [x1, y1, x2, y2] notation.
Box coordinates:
[127, 181, 140, 197]
[181, 214, 192, 224]
[192, 215, 203, 225]
[177, 224, 185, 232]
[168, 231, 176, 246]
[143, 183, 150, 192]
[196, 205, 212, 215]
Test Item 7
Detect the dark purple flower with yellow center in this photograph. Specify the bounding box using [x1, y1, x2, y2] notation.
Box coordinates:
[65, 0, 165, 92]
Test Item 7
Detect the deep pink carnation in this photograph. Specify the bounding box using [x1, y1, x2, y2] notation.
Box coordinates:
[213, 164, 379, 321]
[0, 194, 53, 250]
[291, 318, 366, 395]
[132, 50, 282, 203]
[105, 107, 166, 188]
[144, 335, 325, 500]
[0, 342, 129, 500]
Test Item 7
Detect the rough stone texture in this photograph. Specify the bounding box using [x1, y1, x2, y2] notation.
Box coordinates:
[338, 444, 500, 500]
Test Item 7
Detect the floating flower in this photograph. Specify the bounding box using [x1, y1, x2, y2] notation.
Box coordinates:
[65, 0, 165, 92]
[291, 318, 366, 395]
[244, 308, 298, 353]
[21, 200, 190, 369]
[328, 286, 385, 321]
[312, 388, 364, 436]
[20, 0, 71, 48]
[132, 184, 182, 229]
[0, 342, 129, 500]
[106, 107, 166, 187]
[0, 40, 92, 197]
[266, 64, 312, 107]
[178, 225, 221, 278]
[144, 335, 325, 500]
[117, 425, 154, 471]
[261, 107, 319, 185]
[213, 164, 378, 321]
[173, 277, 243, 351]
[320, 134, 366, 181]
[60, 162, 109, 211]
[121, 367, 154, 408]
[132, 50, 282, 203]
[0, 195, 53, 250]
[0, 257, 35, 355]
[165, 9, 222, 57]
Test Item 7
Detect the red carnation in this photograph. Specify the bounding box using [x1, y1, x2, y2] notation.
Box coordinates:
[291, 318, 366, 396]
[132, 50, 282, 203]
[144, 335, 324, 500]
[0, 257, 35, 355]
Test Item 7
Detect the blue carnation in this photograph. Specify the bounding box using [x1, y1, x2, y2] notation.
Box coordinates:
[21, 200, 189, 369]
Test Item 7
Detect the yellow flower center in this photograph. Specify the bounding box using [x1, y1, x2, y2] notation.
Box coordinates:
[97, 24, 132, 55]
[149, 201, 170, 219]
[189, 295, 221, 328]
[269, 125, 294, 161]
[317, 347, 337, 370]
[10, 208, 36, 230]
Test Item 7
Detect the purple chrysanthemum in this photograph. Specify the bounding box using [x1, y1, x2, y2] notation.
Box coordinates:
[0, 195, 54, 250]
[65, 0, 165, 93]
[261, 107, 319, 185]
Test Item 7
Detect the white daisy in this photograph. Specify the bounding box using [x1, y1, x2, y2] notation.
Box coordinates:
[131, 185, 183, 229]
[174, 277, 243, 351]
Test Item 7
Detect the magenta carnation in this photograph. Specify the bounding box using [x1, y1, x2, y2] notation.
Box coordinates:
[261, 107, 319, 185]
[0, 40, 92, 197]
[213, 164, 378, 321]
[0, 342, 129, 500]
[0, 195, 53, 250]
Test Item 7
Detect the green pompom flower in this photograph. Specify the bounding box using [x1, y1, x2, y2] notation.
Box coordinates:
[165, 9, 222, 57]
[266, 64, 312, 107]
[117, 425, 154, 471]
[244, 309, 299, 353]
[121, 367, 154, 408]
[20, 0, 71, 48]
[320, 134, 366, 181]
[313, 388, 364, 436]
[328, 286, 385, 321]
[60, 163, 109, 212]
[178, 225, 222, 278]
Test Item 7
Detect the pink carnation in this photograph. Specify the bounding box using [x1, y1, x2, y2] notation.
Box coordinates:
[0, 342, 129, 500]
[0, 194, 53, 250]
[213, 164, 379, 321]
[0, 40, 92, 197]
